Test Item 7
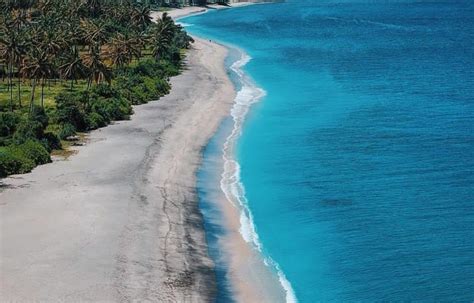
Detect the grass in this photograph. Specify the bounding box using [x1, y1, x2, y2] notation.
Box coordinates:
[0, 80, 88, 111]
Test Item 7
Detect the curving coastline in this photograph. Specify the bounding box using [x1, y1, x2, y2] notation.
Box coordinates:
[198, 45, 297, 303]
[0, 36, 234, 301]
[223, 49, 297, 303]
[0, 4, 294, 302]
[172, 5, 298, 302]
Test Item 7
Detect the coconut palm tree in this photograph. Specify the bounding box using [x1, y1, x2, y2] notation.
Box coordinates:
[81, 44, 111, 87]
[151, 13, 175, 60]
[0, 24, 26, 111]
[22, 48, 54, 111]
[81, 19, 109, 48]
[131, 5, 152, 31]
[105, 33, 142, 68]
[81, 0, 102, 17]
[59, 47, 87, 91]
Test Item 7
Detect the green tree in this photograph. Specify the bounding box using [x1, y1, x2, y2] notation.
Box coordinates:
[22, 48, 54, 111]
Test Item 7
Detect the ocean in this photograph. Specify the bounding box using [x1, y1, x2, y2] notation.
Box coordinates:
[186, 1, 474, 301]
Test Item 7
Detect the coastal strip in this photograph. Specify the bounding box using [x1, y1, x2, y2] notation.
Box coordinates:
[178, 6, 297, 302]
[0, 37, 234, 301]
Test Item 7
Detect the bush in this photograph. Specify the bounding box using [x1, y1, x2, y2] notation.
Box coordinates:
[85, 112, 107, 130]
[0, 140, 49, 177]
[155, 78, 171, 96]
[89, 96, 131, 122]
[9, 140, 51, 165]
[0, 149, 34, 177]
[91, 83, 120, 99]
[115, 73, 170, 105]
[13, 118, 45, 144]
[54, 91, 87, 131]
[30, 106, 49, 130]
[0, 112, 21, 137]
[58, 123, 76, 140]
[41, 132, 62, 151]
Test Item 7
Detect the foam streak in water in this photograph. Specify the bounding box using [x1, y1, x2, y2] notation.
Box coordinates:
[219, 49, 298, 303]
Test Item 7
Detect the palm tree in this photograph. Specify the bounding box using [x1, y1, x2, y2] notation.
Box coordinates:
[4, 0, 35, 11]
[151, 13, 175, 60]
[59, 47, 87, 91]
[81, 44, 111, 87]
[105, 33, 142, 68]
[81, 0, 102, 17]
[0, 24, 26, 111]
[131, 5, 152, 31]
[10, 15, 31, 109]
[81, 19, 109, 48]
[22, 48, 54, 111]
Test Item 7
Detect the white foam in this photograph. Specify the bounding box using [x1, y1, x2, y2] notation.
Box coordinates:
[219, 48, 298, 303]
[176, 22, 193, 27]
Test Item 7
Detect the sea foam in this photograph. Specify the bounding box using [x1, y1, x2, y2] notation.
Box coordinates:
[220, 49, 298, 303]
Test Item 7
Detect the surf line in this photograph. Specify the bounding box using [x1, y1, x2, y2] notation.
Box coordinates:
[220, 47, 298, 303]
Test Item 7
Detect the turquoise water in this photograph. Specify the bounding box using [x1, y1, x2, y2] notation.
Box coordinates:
[187, 1, 474, 301]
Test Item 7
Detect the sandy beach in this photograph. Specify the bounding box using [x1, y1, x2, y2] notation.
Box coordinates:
[0, 37, 234, 301]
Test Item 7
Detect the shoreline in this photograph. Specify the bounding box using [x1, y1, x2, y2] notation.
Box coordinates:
[198, 45, 294, 303]
[179, 8, 297, 303]
[0, 37, 234, 301]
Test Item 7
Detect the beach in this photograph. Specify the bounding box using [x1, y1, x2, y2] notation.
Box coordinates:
[0, 36, 234, 301]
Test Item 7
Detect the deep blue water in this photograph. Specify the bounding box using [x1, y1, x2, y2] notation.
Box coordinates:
[186, 1, 474, 301]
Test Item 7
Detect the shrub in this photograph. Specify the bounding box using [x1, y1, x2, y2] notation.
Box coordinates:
[54, 91, 87, 131]
[89, 96, 132, 122]
[13, 119, 45, 144]
[0, 149, 34, 177]
[85, 112, 107, 130]
[155, 78, 171, 96]
[0, 141, 49, 178]
[0, 112, 21, 137]
[14, 140, 51, 165]
[58, 123, 76, 140]
[91, 84, 121, 99]
[30, 106, 49, 130]
[133, 59, 165, 77]
[160, 59, 180, 77]
[41, 132, 62, 151]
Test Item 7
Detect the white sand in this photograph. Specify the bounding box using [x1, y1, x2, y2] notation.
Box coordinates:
[0, 38, 234, 302]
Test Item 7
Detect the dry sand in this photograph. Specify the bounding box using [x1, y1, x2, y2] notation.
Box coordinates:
[0, 38, 234, 302]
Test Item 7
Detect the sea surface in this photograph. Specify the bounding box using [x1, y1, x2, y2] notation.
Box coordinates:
[186, 1, 474, 301]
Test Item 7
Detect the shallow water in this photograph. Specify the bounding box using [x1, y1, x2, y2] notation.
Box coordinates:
[187, 1, 474, 301]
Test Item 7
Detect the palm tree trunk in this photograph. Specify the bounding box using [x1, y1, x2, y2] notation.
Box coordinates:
[30, 79, 36, 113]
[8, 61, 13, 112]
[17, 76, 22, 108]
[70, 79, 74, 91]
[41, 79, 45, 108]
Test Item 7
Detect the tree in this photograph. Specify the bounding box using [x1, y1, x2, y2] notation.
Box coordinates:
[131, 5, 152, 31]
[22, 48, 55, 111]
[151, 13, 175, 60]
[104, 33, 142, 68]
[81, 44, 111, 87]
[81, 19, 109, 48]
[59, 48, 87, 91]
[0, 24, 27, 111]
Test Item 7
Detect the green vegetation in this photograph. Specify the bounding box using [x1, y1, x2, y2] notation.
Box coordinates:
[0, 1, 193, 177]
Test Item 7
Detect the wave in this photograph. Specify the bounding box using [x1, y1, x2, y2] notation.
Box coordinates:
[219, 49, 298, 303]
[176, 22, 194, 27]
